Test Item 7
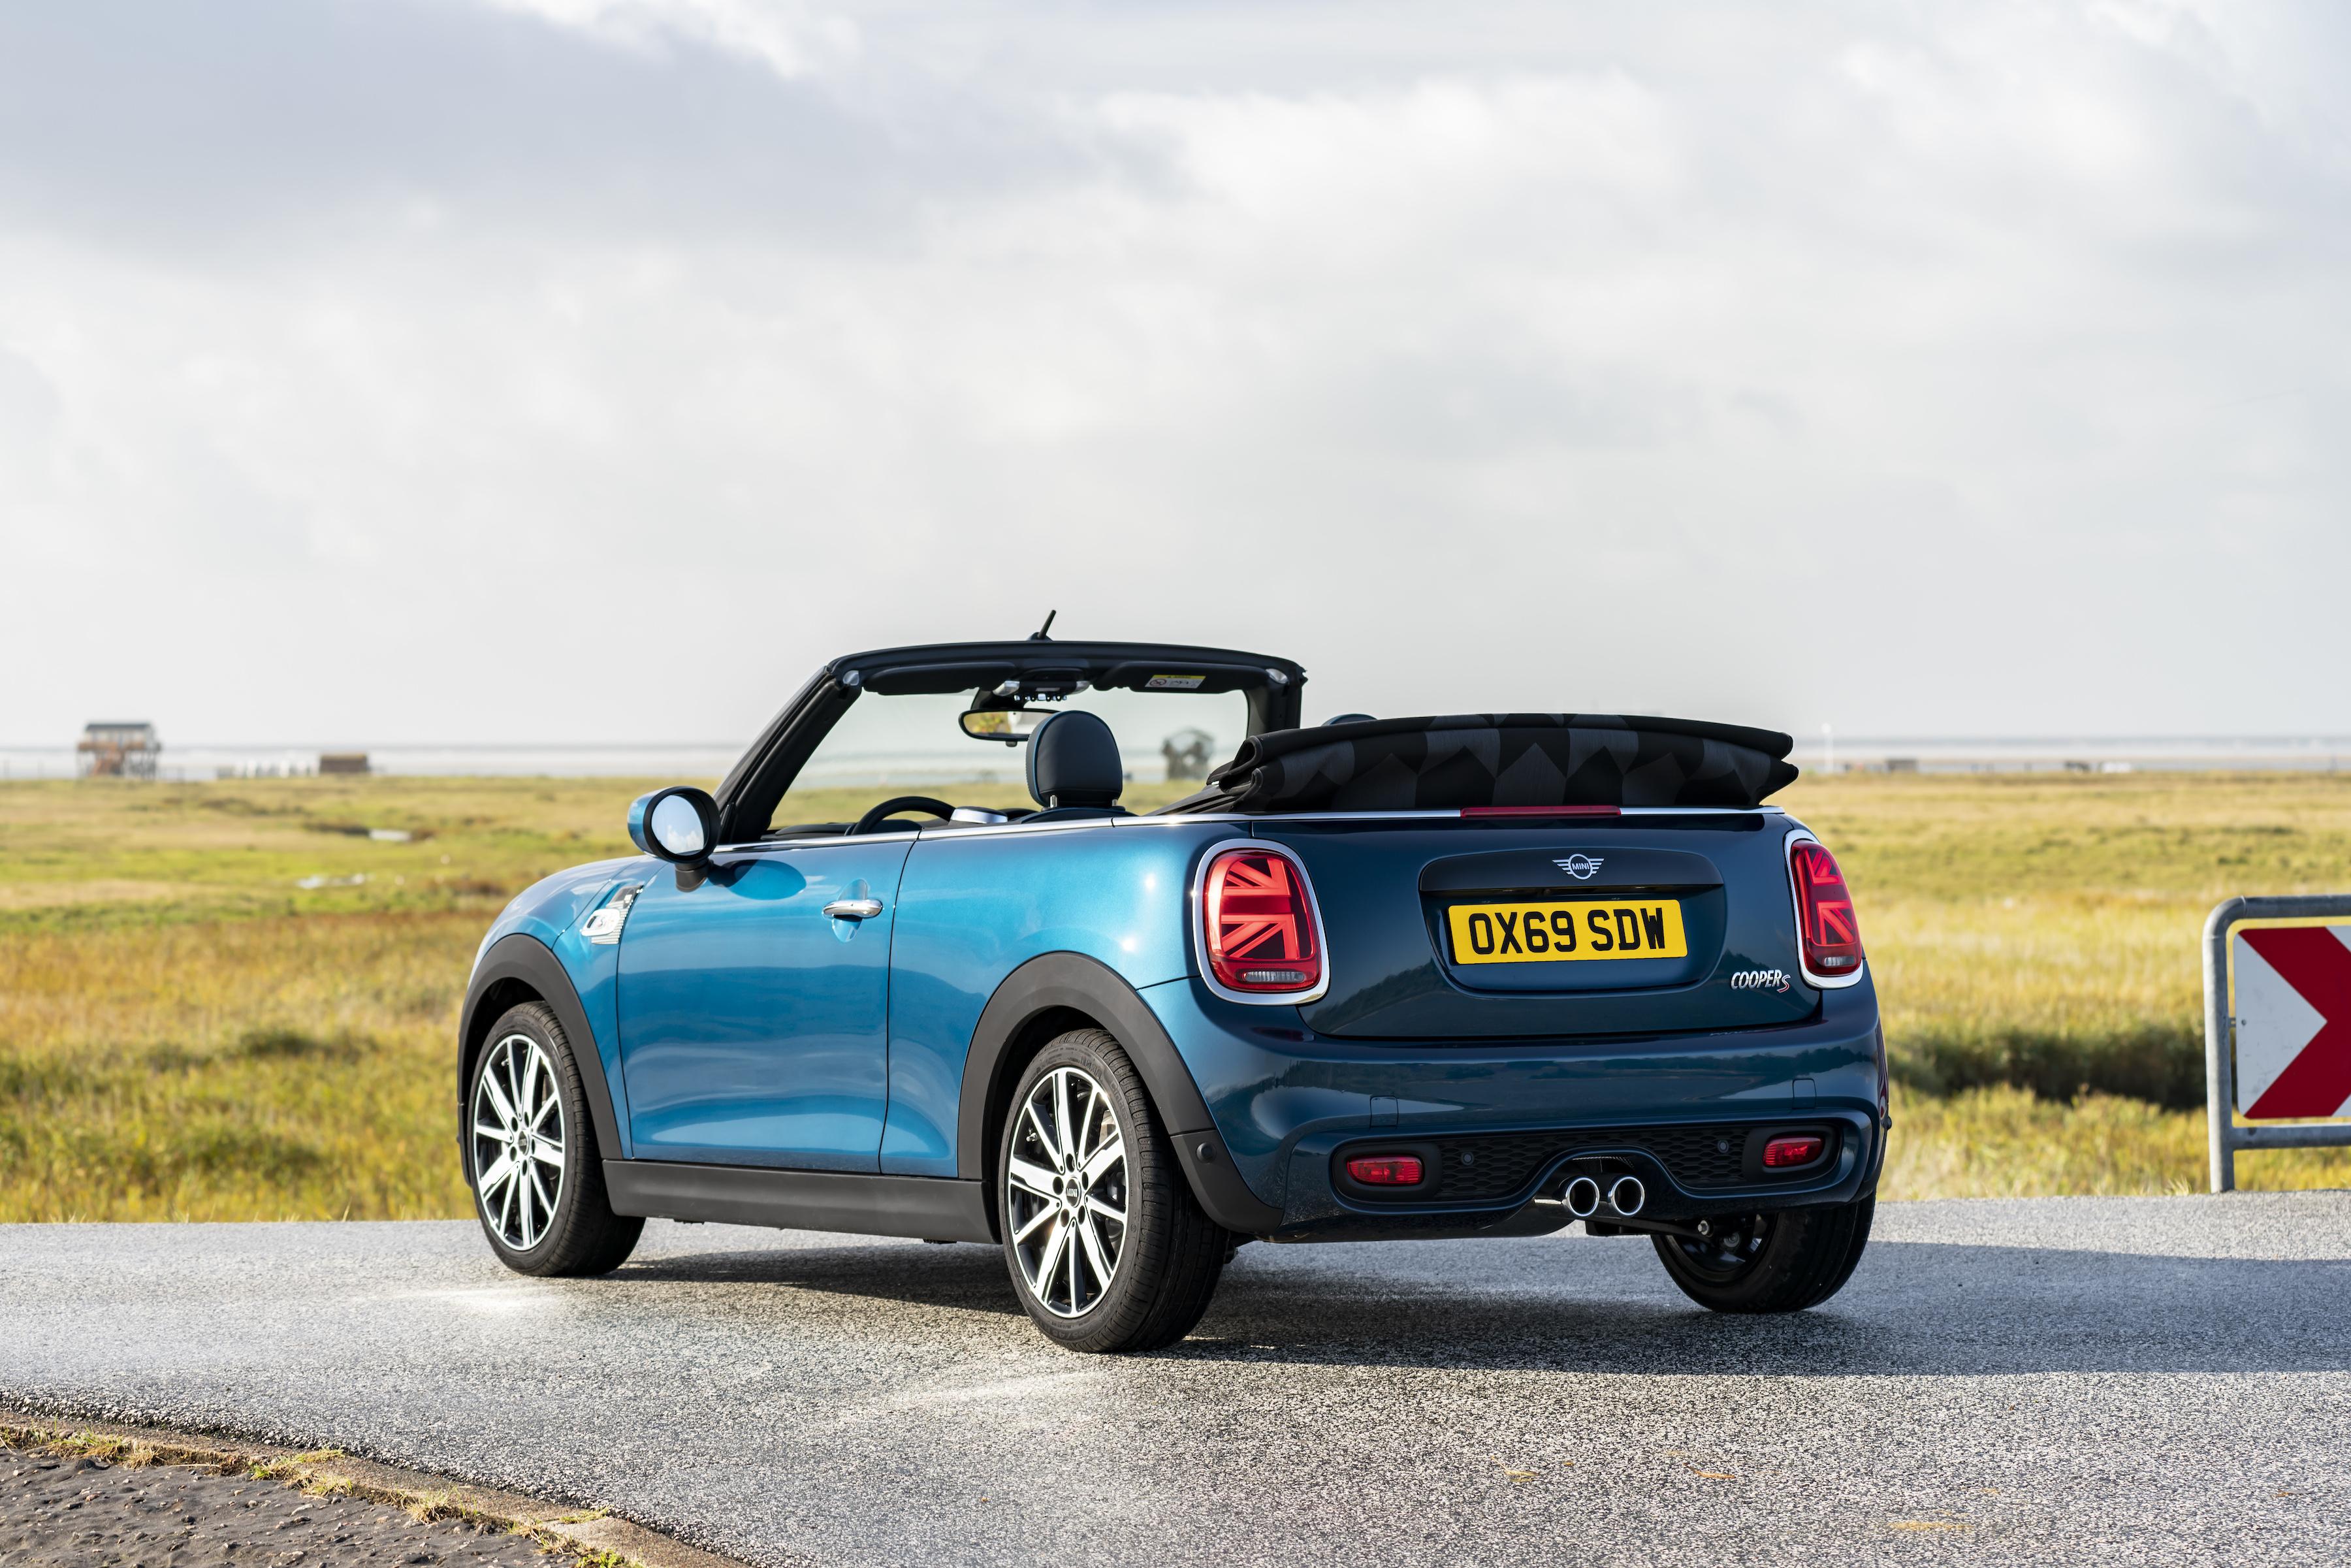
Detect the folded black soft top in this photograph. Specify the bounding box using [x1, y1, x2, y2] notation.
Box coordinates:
[1162, 713, 1799, 814]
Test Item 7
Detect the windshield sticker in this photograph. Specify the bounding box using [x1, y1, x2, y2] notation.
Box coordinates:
[1145, 674, 1207, 690]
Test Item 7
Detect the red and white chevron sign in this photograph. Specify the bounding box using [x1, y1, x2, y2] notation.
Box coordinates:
[2233, 925, 2351, 1119]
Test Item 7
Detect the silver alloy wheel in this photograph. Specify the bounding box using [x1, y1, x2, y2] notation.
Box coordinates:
[471, 1032, 566, 1252]
[1005, 1065, 1129, 1318]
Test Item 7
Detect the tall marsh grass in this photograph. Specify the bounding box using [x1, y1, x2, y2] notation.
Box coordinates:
[0, 913, 478, 1220]
[1884, 1083, 2351, 1197]
[1783, 770, 2351, 1110]
[3, 769, 2349, 1217]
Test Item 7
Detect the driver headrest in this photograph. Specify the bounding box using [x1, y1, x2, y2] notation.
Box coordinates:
[1026, 711, 1124, 810]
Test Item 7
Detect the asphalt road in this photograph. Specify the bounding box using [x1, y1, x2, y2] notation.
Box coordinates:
[5, 1195, 2349, 1566]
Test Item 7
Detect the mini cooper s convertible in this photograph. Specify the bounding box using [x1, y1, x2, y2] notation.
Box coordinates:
[460, 636, 1885, 1352]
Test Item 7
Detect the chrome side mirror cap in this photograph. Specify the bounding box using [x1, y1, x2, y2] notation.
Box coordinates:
[629, 786, 718, 863]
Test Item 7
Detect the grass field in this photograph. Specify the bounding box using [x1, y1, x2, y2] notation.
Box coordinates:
[4, 771, 2349, 1221]
[1790, 769, 2351, 1107]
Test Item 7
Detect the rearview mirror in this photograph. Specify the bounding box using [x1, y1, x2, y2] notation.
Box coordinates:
[628, 786, 718, 863]
[960, 707, 1051, 744]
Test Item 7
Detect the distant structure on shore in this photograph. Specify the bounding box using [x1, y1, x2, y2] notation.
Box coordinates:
[76, 722, 161, 778]
[319, 752, 371, 776]
[1161, 728, 1215, 781]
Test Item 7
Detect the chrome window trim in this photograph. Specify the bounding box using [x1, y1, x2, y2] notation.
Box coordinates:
[716, 803, 1787, 851]
[1216, 806, 1784, 824]
[1625, 805, 1785, 816]
[714, 829, 926, 855]
[1247, 808, 1465, 822]
[1190, 836, 1334, 1007]
[915, 816, 1127, 842]
[1783, 827, 1865, 990]
[733, 815, 1243, 850]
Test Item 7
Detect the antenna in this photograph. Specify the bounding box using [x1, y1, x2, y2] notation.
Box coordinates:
[1029, 609, 1057, 642]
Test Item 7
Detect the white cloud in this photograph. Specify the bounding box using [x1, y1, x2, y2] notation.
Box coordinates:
[481, 0, 857, 80]
[0, 0, 2346, 744]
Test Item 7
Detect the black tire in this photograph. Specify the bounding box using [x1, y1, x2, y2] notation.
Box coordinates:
[1652, 1196, 1874, 1313]
[1810, 1194, 1876, 1301]
[466, 1001, 642, 1277]
[997, 1029, 1229, 1353]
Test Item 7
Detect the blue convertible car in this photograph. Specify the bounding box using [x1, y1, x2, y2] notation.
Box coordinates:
[460, 636, 1885, 1351]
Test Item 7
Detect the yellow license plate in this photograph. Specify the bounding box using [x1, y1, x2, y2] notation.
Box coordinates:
[1446, 900, 1687, 965]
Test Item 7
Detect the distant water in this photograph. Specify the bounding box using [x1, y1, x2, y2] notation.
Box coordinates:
[0, 743, 744, 782]
[4, 736, 2350, 781]
[0, 743, 1153, 784]
[1810, 736, 2351, 774]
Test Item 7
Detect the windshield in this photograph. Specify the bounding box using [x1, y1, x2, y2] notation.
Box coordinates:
[767, 686, 1248, 833]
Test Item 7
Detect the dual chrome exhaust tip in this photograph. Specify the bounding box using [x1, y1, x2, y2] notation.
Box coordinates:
[1561, 1173, 1645, 1219]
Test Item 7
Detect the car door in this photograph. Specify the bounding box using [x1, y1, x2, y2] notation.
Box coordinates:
[615, 838, 912, 1172]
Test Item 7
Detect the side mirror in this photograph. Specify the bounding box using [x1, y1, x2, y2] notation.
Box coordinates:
[629, 786, 718, 863]
[960, 707, 1051, 745]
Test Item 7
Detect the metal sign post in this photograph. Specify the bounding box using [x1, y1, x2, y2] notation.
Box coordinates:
[2204, 895, 2351, 1192]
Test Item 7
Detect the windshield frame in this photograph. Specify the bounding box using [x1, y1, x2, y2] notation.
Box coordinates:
[712, 639, 1306, 844]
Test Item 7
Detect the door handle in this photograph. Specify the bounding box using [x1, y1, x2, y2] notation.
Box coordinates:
[823, 897, 884, 921]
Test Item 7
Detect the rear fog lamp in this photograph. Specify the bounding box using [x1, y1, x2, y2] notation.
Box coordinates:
[1762, 1135, 1825, 1168]
[1345, 1155, 1424, 1186]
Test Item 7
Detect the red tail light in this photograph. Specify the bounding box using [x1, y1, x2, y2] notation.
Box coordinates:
[1345, 1154, 1424, 1185]
[1201, 846, 1324, 997]
[1762, 1134, 1825, 1168]
[1788, 837, 1864, 984]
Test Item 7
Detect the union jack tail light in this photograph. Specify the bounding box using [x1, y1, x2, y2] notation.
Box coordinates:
[1201, 846, 1324, 997]
[1788, 837, 1864, 986]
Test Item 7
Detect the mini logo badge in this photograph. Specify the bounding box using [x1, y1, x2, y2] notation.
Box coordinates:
[1554, 854, 1605, 880]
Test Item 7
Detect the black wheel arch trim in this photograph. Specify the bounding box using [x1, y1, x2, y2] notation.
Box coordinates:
[458, 933, 625, 1162]
[958, 952, 1284, 1236]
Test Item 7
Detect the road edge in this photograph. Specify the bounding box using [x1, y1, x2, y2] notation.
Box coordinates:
[0, 1406, 757, 1568]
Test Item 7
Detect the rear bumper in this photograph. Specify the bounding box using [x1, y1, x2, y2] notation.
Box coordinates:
[1140, 973, 1885, 1241]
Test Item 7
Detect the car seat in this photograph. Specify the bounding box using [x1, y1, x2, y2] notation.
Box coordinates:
[1025, 711, 1129, 820]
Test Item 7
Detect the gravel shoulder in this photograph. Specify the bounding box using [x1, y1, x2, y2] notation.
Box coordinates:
[1, 1439, 548, 1568]
[0, 1419, 744, 1568]
[5, 1195, 2350, 1566]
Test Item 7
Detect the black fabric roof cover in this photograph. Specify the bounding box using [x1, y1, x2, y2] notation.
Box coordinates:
[1169, 714, 1799, 814]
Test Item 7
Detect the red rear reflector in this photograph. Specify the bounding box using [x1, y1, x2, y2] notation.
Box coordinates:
[1763, 1135, 1825, 1168]
[1460, 805, 1622, 818]
[1345, 1155, 1424, 1186]
[1789, 839, 1864, 982]
[1202, 847, 1324, 995]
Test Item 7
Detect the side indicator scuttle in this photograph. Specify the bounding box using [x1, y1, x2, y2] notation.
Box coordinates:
[581, 882, 645, 946]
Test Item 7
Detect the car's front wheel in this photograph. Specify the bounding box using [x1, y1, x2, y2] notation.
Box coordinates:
[468, 1001, 642, 1277]
[1651, 1196, 1873, 1313]
[998, 1029, 1229, 1352]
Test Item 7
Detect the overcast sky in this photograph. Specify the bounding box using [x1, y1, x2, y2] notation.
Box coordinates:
[3, 0, 2345, 747]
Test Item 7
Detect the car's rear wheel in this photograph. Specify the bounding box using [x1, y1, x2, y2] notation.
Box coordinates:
[999, 1029, 1228, 1352]
[1651, 1196, 1874, 1313]
[468, 1002, 642, 1277]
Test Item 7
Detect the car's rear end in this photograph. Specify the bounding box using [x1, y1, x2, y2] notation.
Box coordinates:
[1149, 780, 1883, 1309]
